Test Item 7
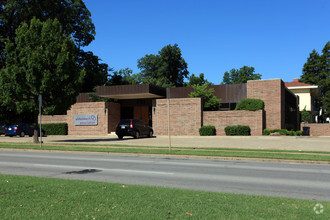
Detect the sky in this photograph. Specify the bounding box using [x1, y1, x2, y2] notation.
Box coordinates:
[83, 0, 330, 85]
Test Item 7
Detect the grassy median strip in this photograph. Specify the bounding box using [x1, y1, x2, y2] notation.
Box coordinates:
[0, 143, 330, 162]
[0, 174, 329, 219]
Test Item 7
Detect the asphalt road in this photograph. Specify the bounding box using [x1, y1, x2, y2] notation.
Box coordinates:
[0, 149, 330, 202]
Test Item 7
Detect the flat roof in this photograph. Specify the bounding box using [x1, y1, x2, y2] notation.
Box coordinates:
[96, 84, 166, 100]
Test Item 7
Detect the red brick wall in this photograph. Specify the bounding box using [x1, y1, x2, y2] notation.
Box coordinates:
[39, 115, 67, 124]
[67, 102, 109, 135]
[153, 98, 202, 136]
[301, 123, 330, 136]
[247, 79, 284, 129]
[108, 102, 120, 133]
[203, 110, 264, 136]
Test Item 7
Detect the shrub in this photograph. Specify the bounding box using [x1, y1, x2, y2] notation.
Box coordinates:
[263, 129, 271, 135]
[300, 107, 310, 122]
[270, 129, 287, 135]
[295, 130, 303, 136]
[225, 125, 250, 136]
[199, 126, 216, 136]
[235, 98, 264, 111]
[40, 123, 68, 135]
[263, 129, 303, 136]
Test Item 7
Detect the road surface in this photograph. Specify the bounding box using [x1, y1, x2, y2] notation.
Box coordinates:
[0, 149, 329, 201]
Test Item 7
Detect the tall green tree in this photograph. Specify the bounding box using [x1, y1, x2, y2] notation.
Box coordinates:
[300, 41, 330, 121]
[106, 68, 141, 86]
[0, 18, 84, 142]
[0, 0, 108, 92]
[189, 84, 220, 111]
[185, 73, 211, 86]
[137, 44, 189, 87]
[221, 66, 261, 84]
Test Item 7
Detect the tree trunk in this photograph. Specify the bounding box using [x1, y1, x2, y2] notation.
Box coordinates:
[33, 114, 39, 143]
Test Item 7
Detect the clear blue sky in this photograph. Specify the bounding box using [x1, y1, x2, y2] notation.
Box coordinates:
[83, 0, 329, 84]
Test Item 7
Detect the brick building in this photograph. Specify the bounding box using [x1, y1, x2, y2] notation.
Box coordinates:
[42, 79, 300, 136]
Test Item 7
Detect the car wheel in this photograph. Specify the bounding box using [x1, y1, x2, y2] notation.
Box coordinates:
[118, 136, 123, 139]
[134, 131, 140, 139]
[20, 131, 25, 137]
[148, 130, 153, 138]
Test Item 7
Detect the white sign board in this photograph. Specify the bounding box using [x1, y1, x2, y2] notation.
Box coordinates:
[74, 114, 98, 126]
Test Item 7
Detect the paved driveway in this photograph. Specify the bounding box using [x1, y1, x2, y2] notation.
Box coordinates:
[0, 134, 329, 152]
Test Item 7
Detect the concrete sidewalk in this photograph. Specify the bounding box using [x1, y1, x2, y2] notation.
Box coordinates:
[0, 134, 329, 152]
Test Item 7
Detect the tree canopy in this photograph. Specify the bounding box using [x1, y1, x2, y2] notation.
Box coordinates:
[0, 18, 84, 141]
[221, 66, 261, 84]
[184, 73, 211, 86]
[137, 44, 189, 87]
[300, 41, 330, 120]
[0, 0, 108, 92]
[189, 84, 220, 111]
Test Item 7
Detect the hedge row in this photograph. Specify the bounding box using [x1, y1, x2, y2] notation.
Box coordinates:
[235, 98, 264, 111]
[40, 123, 68, 135]
[199, 126, 216, 136]
[225, 125, 250, 136]
[263, 129, 302, 136]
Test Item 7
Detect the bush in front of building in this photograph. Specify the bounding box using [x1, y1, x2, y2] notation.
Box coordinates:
[263, 129, 302, 136]
[199, 126, 216, 136]
[235, 98, 264, 111]
[225, 125, 250, 136]
[40, 123, 68, 135]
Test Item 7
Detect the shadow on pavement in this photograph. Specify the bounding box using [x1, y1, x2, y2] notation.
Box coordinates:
[51, 136, 157, 143]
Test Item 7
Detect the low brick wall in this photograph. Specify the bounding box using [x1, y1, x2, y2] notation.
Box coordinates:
[203, 110, 264, 136]
[153, 98, 202, 136]
[67, 102, 109, 135]
[39, 115, 68, 124]
[301, 123, 330, 136]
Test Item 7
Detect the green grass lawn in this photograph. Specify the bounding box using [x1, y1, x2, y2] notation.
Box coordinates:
[0, 174, 329, 219]
[0, 142, 330, 162]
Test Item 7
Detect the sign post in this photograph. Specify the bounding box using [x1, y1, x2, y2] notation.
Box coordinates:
[167, 88, 171, 152]
[39, 94, 42, 148]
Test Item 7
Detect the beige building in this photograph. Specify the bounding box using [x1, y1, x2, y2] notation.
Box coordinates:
[285, 79, 320, 122]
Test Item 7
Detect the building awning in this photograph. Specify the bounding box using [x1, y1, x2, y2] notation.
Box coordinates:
[96, 84, 166, 100]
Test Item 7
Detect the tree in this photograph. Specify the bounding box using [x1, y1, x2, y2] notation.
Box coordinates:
[189, 84, 220, 111]
[300, 41, 330, 121]
[106, 68, 140, 86]
[221, 66, 261, 84]
[0, 0, 107, 92]
[137, 44, 189, 87]
[0, 18, 84, 142]
[184, 73, 211, 86]
[77, 51, 110, 92]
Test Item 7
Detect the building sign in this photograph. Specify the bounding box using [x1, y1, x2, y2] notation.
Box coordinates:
[74, 114, 98, 126]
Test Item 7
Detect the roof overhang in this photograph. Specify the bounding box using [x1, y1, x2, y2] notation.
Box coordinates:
[96, 84, 166, 100]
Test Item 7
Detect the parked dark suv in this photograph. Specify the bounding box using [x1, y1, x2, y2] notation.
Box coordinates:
[116, 119, 153, 139]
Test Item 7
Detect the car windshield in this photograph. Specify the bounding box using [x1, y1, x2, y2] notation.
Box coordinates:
[118, 120, 132, 125]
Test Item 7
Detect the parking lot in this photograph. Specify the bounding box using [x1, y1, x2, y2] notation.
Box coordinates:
[0, 134, 329, 152]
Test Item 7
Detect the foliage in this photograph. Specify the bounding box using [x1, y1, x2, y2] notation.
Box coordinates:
[0, 18, 84, 142]
[189, 84, 221, 111]
[263, 129, 302, 136]
[184, 73, 210, 86]
[235, 98, 264, 111]
[221, 66, 261, 84]
[77, 51, 110, 92]
[40, 123, 68, 135]
[199, 126, 216, 136]
[106, 68, 140, 86]
[225, 125, 251, 136]
[300, 107, 311, 122]
[300, 41, 330, 121]
[263, 129, 271, 135]
[137, 44, 189, 87]
[0, 0, 108, 93]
